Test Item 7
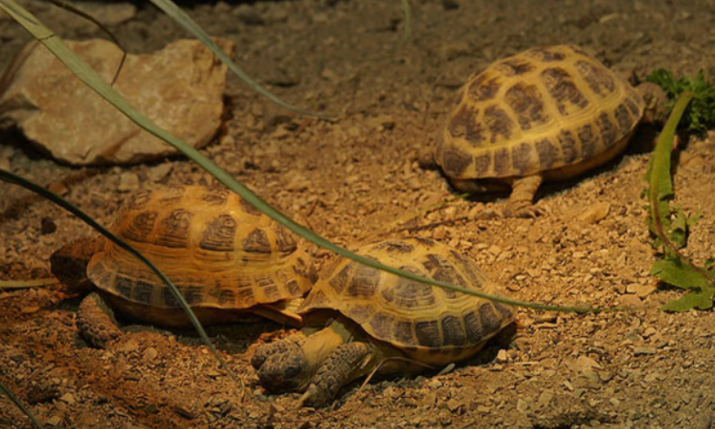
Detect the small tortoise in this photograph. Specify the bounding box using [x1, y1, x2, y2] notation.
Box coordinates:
[250, 237, 515, 407]
[434, 44, 666, 217]
[51, 185, 316, 348]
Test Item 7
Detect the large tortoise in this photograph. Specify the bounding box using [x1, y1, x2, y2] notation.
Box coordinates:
[51, 185, 316, 348]
[434, 44, 665, 217]
[250, 237, 515, 407]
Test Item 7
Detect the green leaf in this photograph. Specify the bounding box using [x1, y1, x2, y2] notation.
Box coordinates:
[650, 258, 711, 290]
[660, 288, 715, 312]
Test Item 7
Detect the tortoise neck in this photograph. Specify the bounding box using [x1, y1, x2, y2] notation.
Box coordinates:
[300, 317, 354, 372]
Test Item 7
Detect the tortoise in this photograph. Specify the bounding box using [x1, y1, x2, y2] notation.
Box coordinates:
[51, 185, 316, 348]
[434, 44, 666, 217]
[250, 237, 516, 407]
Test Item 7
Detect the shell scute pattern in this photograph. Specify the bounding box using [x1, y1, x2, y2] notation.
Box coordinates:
[436, 45, 645, 180]
[86, 186, 313, 312]
[299, 238, 515, 363]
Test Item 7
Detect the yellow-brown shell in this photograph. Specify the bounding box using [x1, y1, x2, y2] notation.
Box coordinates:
[87, 186, 314, 321]
[435, 45, 645, 180]
[299, 237, 515, 364]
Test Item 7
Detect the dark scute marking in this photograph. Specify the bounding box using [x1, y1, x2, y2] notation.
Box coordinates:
[463, 311, 484, 343]
[511, 142, 535, 173]
[382, 274, 436, 308]
[449, 250, 485, 289]
[307, 289, 329, 308]
[377, 241, 414, 253]
[114, 276, 133, 299]
[125, 190, 152, 211]
[157, 209, 193, 248]
[199, 214, 237, 252]
[286, 279, 301, 296]
[575, 60, 616, 96]
[218, 288, 236, 306]
[368, 312, 393, 340]
[447, 105, 469, 139]
[473, 153, 491, 176]
[540, 67, 590, 115]
[201, 188, 229, 205]
[161, 285, 182, 308]
[557, 130, 578, 163]
[243, 229, 272, 254]
[184, 286, 204, 305]
[415, 320, 442, 348]
[624, 97, 640, 116]
[239, 198, 262, 216]
[441, 315, 467, 346]
[614, 104, 634, 134]
[478, 304, 502, 336]
[412, 237, 435, 246]
[123, 211, 158, 242]
[329, 264, 353, 294]
[263, 285, 280, 301]
[484, 106, 514, 143]
[497, 59, 535, 76]
[237, 287, 255, 303]
[273, 227, 297, 253]
[159, 187, 185, 203]
[493, 147, 511, 175]
[346, 264, 380, 298]
[504, 83, 549, 131]
[532, 47, 566, 62]
[133, 280, 154, 305]
[393, 320, 416, 346]
[535, 139, 561, 168]
[598, 112, 618, 148]
[493, 302, 515, 320]
[448, 106, 486, 146]
[256, 276, 275, 289]
[577, 124, 599, 159]
[345, 303, 373, 323]
[424, 254, 460, 299]
[440, 148, 473, 176]
[467, 73, 501, 102]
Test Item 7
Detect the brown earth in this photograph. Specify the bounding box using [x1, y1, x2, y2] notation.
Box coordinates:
[2, 1, 715, 428]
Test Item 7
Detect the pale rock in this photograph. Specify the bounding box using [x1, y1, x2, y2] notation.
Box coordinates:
[118, 172, 139, 192]
[577, 202, 610, 224]
[0, 38, 233, 165]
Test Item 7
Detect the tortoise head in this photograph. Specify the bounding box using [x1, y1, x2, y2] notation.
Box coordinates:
[50, 237, 104, 292]
[251, 336, 315, 393]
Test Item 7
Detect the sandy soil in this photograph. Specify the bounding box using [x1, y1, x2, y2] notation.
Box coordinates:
[1, 0, 715, 428]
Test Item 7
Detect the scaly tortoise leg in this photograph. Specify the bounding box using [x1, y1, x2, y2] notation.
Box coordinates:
[299, 341, 372, 408]
[77, 292, 123, 348]
[251, 335, 310, 392]
[504, 174, 544, 218]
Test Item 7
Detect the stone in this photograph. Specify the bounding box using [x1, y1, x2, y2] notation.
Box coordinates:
[0, 38, 233, 165]
[577, 202, 610, 224]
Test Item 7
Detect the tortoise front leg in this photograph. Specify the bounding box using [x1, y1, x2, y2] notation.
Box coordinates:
[77, 292, 123, 348]
[299, 341, 372, 408]
[504, 174, 543, 218]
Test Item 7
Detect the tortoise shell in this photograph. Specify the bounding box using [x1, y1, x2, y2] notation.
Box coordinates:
[298, 237, 515, 364]
[435, 45, 645, 181]
[86, 185, 315, 326]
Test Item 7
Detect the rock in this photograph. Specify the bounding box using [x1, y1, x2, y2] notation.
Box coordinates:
[59, 393, 75, 404]
[118, 172, 139, 192]
[617, 294, 645, 309]
[577, 202, 610, 224]
[0, 38, 233, 165]
[634, 346, 656, 356]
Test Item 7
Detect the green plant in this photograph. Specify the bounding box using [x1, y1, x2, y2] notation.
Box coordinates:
[645, 74, 715, 311]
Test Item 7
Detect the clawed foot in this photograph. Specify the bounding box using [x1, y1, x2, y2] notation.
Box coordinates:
[503, 203, 545, 218]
